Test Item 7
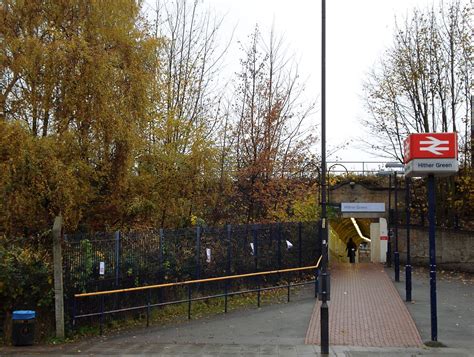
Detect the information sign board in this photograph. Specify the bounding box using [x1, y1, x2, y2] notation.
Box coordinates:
[341, 202, 385, 213]
[405, 158, 459, 177]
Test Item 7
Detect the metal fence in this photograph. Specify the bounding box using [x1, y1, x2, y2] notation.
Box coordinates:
[63, 221, 321, 329]
[72, 259, 322, 334]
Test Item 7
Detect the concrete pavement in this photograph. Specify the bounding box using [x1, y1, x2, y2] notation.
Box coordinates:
[1, 263, 472, 356]
[387, 265, 474, 349]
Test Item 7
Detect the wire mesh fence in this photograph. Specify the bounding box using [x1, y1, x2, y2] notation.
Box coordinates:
[63, 221, 321, 331]
[63, 222, 321, 294]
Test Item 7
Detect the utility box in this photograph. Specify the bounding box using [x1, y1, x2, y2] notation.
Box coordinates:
[370, 223, 380, 263]
[12, 310, 35, 346]
[379, 218, 388, 263]
[370, 220, 388, 263]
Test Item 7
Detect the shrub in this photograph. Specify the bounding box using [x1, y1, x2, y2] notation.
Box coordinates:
[0, 238, 53, 314]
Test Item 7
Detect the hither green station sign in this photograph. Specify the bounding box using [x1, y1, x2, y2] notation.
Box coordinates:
[404, 133, 458, 177]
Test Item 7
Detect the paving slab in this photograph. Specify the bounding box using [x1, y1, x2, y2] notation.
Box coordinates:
[387, 265, 474, 349]
[1, 342, 472, 356]
[305, 263, 423, 347]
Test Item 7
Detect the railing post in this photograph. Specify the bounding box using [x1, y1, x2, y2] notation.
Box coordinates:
[100, 295, 105, 335]
[225, 225, 231, 313]
[253, 225, 260, 307]
[159, 229, 164, 278]
[158, 229, 164, 303]
[146, 289, 151, 327]
[72, 297, 76, 332]
[298, 222, 303, 279]
[226, 225, 232, 274]
[196, 226, 201, 280]
[114, 231, 120, 287]
[224, 280, 228, 313]
[253, 225, 258, 270]
[298, 222, 302, 267]
[315, 221, 321, 298]
[187, 285, 192, 320]
[277, 223, 282, 270]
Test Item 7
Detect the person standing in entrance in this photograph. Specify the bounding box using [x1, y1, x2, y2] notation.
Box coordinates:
[346, 238, 357, 263]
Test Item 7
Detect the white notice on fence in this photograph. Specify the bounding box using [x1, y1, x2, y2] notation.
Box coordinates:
[99, 261, 105, 275]
[250, 242, 255, 255]
[286, 240, 293, 249]
[206, 248, 211, 263]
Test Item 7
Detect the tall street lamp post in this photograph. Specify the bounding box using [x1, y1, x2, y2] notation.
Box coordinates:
[386, 163, 404, 282]
[405, 176, 412, 301]
[315, 166, 322, 206]
[319, 0, 329, 355]
[387, 173, 392, 267]
[394, 171, 400, 282]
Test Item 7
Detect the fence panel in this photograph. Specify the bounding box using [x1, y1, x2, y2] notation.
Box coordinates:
[63, 221, 321, 298]
[160, 227, 196, 283]
[64, 221, 321, 331]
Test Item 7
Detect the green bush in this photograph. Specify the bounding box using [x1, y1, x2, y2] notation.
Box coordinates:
[0, 238, 53, 313]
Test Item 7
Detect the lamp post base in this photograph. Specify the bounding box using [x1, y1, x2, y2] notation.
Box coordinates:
[321, 301, 329, 355]
[386, 242, 392, 267]
[405, 264, 412, 301]
[394, 252, 400, 282]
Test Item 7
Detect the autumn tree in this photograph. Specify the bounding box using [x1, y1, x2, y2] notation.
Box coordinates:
[362, 1, 471, 163]
[362, 0, 473, 228]
[127, 0, 231, 228]
[0, 0, 158, 234]
[230, 25, 316, 223]
[0, 0, 319, 234]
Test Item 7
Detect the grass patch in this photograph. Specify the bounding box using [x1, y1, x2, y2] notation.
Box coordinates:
[424, 340, 447, 348]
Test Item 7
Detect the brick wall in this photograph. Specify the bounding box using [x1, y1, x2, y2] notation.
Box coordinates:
[329, 182, 395, 207]
[396, 226, 474, 272]
[330, 182, 473, 272]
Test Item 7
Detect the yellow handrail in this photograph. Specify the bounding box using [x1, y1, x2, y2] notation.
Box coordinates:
[75, 255, 322, 298]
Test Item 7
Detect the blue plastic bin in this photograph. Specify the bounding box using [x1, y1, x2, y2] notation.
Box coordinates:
[12, 310, 36, 346]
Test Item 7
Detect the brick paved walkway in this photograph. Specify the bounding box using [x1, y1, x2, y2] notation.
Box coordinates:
[305, 263, 423, 347]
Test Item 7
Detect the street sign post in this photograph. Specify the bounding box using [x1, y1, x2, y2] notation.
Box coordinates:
[404, 132, 458, 342]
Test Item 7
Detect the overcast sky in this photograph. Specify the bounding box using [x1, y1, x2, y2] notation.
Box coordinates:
[146, 0, 441, 171]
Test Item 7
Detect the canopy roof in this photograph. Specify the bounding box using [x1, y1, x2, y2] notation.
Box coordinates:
[330, 218, 372, 246]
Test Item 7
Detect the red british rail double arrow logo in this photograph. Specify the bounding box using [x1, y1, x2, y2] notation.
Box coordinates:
[419, 136, 451, 155]
[404, 133, 457, 163]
